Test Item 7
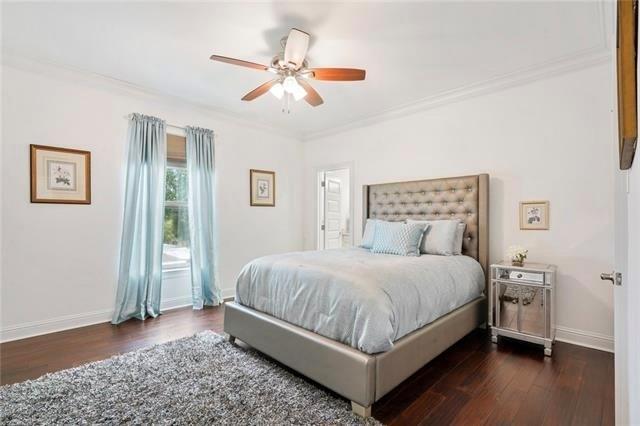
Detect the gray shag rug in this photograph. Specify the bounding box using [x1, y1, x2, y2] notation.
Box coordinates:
[0, 331, 381, 425]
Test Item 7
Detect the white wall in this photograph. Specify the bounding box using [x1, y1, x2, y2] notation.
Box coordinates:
[0, 57, 617, 352]
[0, 60, 303, 341]
[302, 63, 615, 351]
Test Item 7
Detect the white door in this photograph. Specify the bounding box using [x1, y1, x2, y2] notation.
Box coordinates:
[324, 178, 342, 249]
[612, 166, 639, 425]
[611, 12, 640, 418]
[613, 170, 629, 425]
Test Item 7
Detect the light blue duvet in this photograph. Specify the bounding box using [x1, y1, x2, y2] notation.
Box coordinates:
[235, 248, 484, 354]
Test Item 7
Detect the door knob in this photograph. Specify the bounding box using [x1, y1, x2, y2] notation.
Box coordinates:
[600, 271, 622, 286]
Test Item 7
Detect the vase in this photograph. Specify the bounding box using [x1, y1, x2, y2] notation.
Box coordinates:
[512, 260, 524, 267]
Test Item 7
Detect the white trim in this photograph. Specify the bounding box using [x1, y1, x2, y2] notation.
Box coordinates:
[221, 287, 236, 300]
[1, 31, 611, 143]
[160, 295, 193, 311]
[0, 291, 237, 343]
[555, 325, 614, 353]
[0, 308, 113, 343]
[0, 295, 612, 355]
[302, 47, 612, 142]
[314, 162, 355, 250]
[1, 51, 299, 140]
[162, 266, 190, 275]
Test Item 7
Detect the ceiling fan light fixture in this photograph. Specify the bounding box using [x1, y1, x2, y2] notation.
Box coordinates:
[282, 76, 298, 93]
[291, 82, 307, 101]
[269, 82, 284, 99]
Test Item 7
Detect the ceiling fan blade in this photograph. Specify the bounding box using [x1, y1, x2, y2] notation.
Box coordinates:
[284, 28, 310, 70]
[241, 80, 279, 101]
[297, 79, 323, 107]
[210, 55, 269, 71]
[308, 68, 366, 81]
[241, 79, 279, 101]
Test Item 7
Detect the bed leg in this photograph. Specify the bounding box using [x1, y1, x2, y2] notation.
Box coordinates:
[227, 335, 236, 345]
[351, 401, 371, 418]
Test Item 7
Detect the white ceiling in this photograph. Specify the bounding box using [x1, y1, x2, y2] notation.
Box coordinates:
[2, 2, 609, 139]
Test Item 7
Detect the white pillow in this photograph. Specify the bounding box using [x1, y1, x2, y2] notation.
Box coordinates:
[407, 219, 461, 255]
[371, 221, 428, 256]
[453, 222, 467, 255]
[360, 219, 378, 249]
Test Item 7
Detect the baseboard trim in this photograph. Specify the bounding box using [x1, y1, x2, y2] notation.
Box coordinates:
[2, 295, 613, 354]
[555, 326, 614, 353]
[161, 296, 193, 311]
[0, 309, 113, 343]
[221, 287, 235, 300]
[1, 291, 236, 343]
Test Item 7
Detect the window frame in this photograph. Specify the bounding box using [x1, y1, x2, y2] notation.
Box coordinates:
[162, 150, 191, 272]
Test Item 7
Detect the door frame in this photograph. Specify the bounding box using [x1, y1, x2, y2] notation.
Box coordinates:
[314, 162, 355, 250]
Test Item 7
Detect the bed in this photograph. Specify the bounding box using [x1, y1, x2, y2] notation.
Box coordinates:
[224, 174, 489, 417]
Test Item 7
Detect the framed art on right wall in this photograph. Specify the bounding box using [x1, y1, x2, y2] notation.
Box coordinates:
[520, 201, 549, 230]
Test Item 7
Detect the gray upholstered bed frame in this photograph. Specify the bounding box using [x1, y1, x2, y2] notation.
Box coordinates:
[224, 174, 489, 417]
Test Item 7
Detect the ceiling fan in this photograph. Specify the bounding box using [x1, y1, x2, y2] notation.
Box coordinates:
[210, 28, 366, 112]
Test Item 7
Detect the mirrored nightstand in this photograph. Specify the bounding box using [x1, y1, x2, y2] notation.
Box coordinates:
[489, 261, 556, 356]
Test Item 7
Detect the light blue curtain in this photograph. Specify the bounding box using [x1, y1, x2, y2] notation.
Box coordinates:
[186, 126, 222, 309]
[112, 114, 167, 324]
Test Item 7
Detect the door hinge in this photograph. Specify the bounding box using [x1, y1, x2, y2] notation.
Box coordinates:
[321, 224, 325, 231]
[321, 180, 326, 187]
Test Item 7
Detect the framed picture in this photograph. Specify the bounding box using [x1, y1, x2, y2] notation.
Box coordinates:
[519, 201, 549, 230]
[30, 144, 91, 204]
[250, 169, 275, 207]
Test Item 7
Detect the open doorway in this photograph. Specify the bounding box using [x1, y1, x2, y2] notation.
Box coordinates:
[317, 166, 352, 250]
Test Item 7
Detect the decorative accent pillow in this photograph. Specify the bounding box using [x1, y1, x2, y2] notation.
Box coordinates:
[371, 221, 428, 256]
[407, 219, 461, 256]
[453, 222, 467, 255]
[360, 219, 378, 249]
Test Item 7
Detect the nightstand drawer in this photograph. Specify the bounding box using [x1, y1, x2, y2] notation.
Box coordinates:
[509, 270, 544, 283]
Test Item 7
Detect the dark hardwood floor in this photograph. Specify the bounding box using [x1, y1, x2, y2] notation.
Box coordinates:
[0, 305, 614, 425]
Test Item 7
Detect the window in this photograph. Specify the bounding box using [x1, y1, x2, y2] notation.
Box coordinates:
[163, 134, 190, 270]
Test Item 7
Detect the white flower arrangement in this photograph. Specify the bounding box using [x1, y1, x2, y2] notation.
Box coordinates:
[506, 245, 528, 265]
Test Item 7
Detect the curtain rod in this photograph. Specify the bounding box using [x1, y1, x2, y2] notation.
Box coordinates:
[123, 115, 216, 137]
[123, 114, 186, 131]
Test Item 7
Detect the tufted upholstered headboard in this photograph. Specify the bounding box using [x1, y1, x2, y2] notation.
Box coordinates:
[362, 174, 489, 288]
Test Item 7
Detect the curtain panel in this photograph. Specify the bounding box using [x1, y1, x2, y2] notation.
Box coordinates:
[186, 126, 222, 308]
[112, 113, 167, 324]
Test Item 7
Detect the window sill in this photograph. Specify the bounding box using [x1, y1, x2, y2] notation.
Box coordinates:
[163, 267, 190, 277]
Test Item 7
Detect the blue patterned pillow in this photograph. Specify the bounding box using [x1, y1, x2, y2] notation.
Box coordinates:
[360, 219, 378, 249]
[371, 221, 428, 256]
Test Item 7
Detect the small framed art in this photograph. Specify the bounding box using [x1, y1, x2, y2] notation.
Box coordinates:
[250, 169, 275, 207]
[519, 201, 549, 230]
[30, 144, 91, 204]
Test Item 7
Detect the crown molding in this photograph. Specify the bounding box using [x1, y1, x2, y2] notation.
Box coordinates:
[2, 0, 614, 144]
[1, 51, 302, 140]
[302, 46, 612, 142]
